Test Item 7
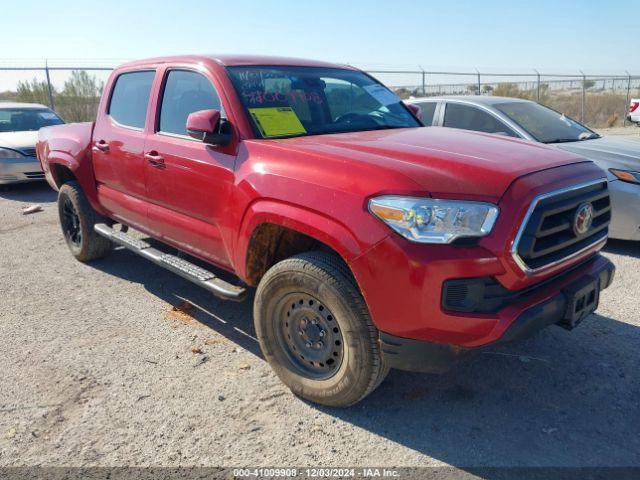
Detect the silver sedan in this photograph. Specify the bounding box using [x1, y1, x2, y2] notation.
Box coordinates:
[407, 95, 640, 241]
[0, 102, 64, 185]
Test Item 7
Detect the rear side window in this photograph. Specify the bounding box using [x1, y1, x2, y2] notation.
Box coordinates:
[108, 71, 155, 129]
[444, 103, 516, 136]
[159, 70, 222, 136]
[415, 101, 437, 125]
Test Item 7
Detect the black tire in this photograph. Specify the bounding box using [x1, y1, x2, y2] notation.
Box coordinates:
[58, 181, 112, 262]
[254, 251, 388, 407]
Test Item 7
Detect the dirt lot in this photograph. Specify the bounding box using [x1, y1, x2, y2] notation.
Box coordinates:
[596, 125, 640, 137]
[1, 171, 639, 469]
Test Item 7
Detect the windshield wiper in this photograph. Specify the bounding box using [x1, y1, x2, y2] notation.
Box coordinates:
[305, 125, 410, 137]
[544, 132, 601, 144]
[360, 125, 409, 132]
[580, 132, 601, 140]
[543, 138, 583, 144]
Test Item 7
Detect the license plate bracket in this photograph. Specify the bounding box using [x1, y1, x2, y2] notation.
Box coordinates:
[559, 275, 600, 330]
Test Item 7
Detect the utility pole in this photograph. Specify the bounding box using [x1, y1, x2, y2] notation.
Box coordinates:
[44, 60, 55, 110]
[579, 70, 586, 124]
[624, 71, 631, 127]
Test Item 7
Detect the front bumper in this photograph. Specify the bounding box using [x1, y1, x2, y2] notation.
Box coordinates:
[608, 179, 640, 241]
[379, 255, 615, 373]
[0, 157, 45, 184]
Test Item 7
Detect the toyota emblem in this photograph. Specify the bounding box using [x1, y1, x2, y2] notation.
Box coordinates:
[573, 203, 594, 236]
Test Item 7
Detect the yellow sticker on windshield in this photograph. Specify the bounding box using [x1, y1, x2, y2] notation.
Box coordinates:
[248, 107, 306, 138]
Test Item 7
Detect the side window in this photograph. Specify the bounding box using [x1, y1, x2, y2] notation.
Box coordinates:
[444, 103, 516, 136]
[108, 71, 155, 129]
[415, 102, 437, 126]
[159, 70, 222, 136]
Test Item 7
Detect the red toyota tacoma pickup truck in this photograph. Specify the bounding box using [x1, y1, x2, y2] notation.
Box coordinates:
[37, 55, 615, 406]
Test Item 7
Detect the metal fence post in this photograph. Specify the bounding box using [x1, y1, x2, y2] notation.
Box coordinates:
[534, 69, 541, 102]
[580, 70, 586, 124]
[476, 70, 481, 95]
[624, 71, 631, 127]
[420, 67, 426, 95]
[44, 60, 55, 110]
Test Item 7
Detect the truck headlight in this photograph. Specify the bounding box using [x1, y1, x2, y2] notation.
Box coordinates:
[0, 148, 25, 159]
[369, 196, 499, 244]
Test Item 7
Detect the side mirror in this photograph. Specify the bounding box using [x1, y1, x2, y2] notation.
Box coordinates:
[405, 102, 424, 122]
[186, 109, 231, 146]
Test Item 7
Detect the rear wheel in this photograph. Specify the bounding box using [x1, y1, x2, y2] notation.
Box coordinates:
[254, 251, 388, 407]
[58, 181, 112, 261]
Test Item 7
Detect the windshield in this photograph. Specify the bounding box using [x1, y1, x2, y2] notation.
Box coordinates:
[226, 66, 420, 139]
[0, 108, 64, 132]
[494, 101, 598, 143]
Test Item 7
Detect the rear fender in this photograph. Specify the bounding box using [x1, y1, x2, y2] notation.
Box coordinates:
[46, 151, 106, 216]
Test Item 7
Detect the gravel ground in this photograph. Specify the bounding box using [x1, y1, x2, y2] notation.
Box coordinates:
[0, 180, 638, 471]
[596, 125, 640, 137]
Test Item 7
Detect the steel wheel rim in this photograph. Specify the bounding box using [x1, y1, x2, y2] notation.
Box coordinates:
[276, 293, 344, 380]
[61, 197, 82, 247]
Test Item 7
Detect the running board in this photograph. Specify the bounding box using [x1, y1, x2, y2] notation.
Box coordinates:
[94, 223, 246, 301]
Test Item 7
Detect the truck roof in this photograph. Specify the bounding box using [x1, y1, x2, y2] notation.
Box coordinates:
[117, 54, 355, 70]
[406, 95, 533, 105]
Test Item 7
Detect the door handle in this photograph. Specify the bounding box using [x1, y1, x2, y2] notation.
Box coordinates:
[144, 152, 165, 168]
[92, 140, 109, 153]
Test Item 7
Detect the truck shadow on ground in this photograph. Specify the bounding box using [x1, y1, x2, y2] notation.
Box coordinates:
[90, 244, 263, 358]
[0, 181, 56, 203]
[90, 245, 640, 471]
[603, 239, 640, 258]
[326, 318, 640, 470]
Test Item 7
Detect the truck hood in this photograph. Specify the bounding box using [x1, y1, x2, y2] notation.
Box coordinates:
[0, 131, 38, 152]
[275, 127, 589, 200]
[554, 136, 640, 173]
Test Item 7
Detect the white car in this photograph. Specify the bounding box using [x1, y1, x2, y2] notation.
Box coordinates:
[0, 102, 64, 185]
[629, 98, 640, 125]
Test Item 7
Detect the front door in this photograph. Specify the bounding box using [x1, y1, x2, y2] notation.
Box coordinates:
[143, 68, 237, 269]
[92, 69, 156, 229]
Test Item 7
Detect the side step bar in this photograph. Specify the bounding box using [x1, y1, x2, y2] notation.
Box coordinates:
[94, 223, 246, 301]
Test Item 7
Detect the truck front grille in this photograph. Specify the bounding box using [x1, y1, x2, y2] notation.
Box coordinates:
[513, 179, 610, 272]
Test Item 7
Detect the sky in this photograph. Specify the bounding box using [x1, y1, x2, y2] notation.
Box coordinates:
[1, 0, 637, 90]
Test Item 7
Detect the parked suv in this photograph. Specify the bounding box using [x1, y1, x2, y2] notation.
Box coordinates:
[0, 102, 63, 185]
[38, 56, 614, 406]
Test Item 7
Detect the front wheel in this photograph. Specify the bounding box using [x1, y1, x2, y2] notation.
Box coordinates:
[58, 181, 112, 262]
[254, 251, 388, 407]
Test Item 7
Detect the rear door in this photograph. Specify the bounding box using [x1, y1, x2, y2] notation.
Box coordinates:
[442, 102, 518, 137]
[92, 69, 156, 229]
[143, 67, 237, 268]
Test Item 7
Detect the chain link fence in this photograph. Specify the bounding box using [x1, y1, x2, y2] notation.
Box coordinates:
[367, 69, 640, 128]
[0, 60, 117, 123]
[1, 60, 639, 128]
